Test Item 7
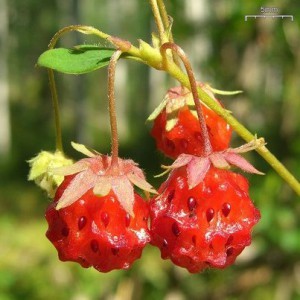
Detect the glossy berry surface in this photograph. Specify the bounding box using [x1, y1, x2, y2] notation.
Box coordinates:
[46, 175, 150, 273]
[150, 87, 232, 159]
[150, 166, 260, 273]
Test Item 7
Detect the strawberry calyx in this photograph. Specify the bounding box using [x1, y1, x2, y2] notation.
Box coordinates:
[51, 142, 157, 215]
[159, 138, 265, 189]
[204, 83, 243, 96]
[147, 82, 238, 132]
[147, 83, 215, 131]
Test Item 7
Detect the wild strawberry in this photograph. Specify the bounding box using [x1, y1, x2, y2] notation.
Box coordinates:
[150, 166, 260, 273]
[45, 143, 156, 272]
[148, 85, 231, 159]
[149, 142, 263, 273]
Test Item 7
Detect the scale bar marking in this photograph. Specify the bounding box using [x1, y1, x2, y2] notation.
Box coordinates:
[245, 15, 293, 21]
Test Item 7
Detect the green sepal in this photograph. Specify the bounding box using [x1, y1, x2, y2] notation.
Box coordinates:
[146, 95, 168, 122]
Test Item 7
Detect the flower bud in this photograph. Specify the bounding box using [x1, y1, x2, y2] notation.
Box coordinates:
[28, 151, 73, 197]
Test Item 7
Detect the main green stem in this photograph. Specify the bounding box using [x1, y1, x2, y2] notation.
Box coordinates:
[157, 0, 169, 30]
[149, 0, 167, 44]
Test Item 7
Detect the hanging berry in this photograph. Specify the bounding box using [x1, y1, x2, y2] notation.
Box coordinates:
[44, 50, 157, 272]
[148, 84, 231, 159]
[46, 143, 155, 272]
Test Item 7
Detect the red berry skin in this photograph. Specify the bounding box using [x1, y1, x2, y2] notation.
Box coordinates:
[150, 167, 260, 273]
[46, 175, 150, 273]
[151, 104, 231, 159]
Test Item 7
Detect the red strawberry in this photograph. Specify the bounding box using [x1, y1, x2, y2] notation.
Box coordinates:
[150, 165, 260, 273]
[46, 177, 150, 272]
[149, 85, 231, 159]
[45, 143, 156, 272]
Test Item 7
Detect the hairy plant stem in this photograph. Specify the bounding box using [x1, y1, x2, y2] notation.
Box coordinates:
[46, 25, 110, 153]
[149, 0, 167, 44]
[156, 0, 182, 70]
[160, 43, 212, 156]
[157, 0, 169, 30]
[48, 25, 109, 49]
[107, 50, 123, 170]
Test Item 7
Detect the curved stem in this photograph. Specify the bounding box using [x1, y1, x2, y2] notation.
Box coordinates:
[107, 50, 123, 169]
[48, 24, 142, 58]
[48, 25, 109, 49]
[46, 25, 110, 153]
[160, 43, 213, 156]
[48, 69, 63, 152]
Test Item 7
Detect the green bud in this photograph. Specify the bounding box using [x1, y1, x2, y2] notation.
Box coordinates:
[139, 39, 162, 69]
[28, 151, 73, 198]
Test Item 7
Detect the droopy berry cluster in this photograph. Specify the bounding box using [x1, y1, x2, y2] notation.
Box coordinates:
[40, 82, 261, 273]
[148, 81, 261, 272]
[29, 65, 262, 273]
[28, 4, 267, 274]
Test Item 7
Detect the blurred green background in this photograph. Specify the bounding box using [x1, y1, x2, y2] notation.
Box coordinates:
[1, 0, 300, 299]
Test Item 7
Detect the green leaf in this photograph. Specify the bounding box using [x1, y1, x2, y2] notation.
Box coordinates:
[37, 45, 116, 74]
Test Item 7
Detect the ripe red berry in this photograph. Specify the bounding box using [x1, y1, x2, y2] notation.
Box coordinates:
[45, 149, 156, 272]
[46, 176, 150, 272]
[149, 86, 231, 159]
[150, 166, 260, 273]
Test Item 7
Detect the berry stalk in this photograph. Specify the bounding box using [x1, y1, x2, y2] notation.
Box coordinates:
[48, 24, 141, 59]
[160, 43, 213, 156]
[107, 50, 123, 170]
[47, 69, 63, 152]
[46, 25, 113, 154]
[48, 25, 110, 49]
